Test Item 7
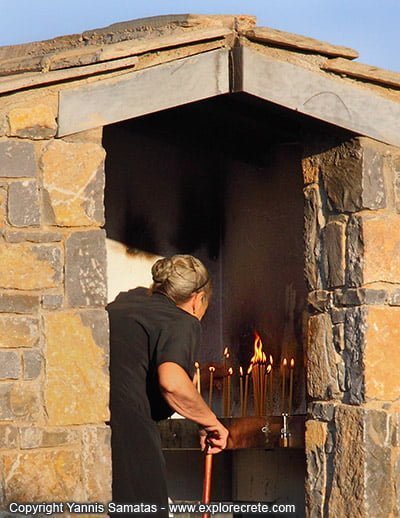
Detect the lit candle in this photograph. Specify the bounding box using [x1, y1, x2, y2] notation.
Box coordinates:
[269, 355, 274, 413]
[265, 364, 272, 416]
[195, 361, 201, 395]
[288, 358, 295, 415]
[281, 358, 287, 413]
[239, 366, 244, 417]
[208, 366, 215, 408]
[244, 364, 252, 417]
[227, 367, 233, 417]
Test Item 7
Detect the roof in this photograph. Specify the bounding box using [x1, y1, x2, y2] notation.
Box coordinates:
[0, 13, 399, 97]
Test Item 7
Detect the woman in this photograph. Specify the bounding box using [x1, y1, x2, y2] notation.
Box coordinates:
[107, 254, 229, 516]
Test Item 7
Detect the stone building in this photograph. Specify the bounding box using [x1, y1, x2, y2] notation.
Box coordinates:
[0, 13, 400, 517]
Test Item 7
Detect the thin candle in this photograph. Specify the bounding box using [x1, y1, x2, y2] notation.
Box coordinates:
[222, 348, 229, 416]
[244, 364, 252, 417]
[269, 355, 274, 413]
[239, 366, 244, 417]
[208, 366, 215, 408]
[288, 358, 295, 415]
[265, 364, 272, 416]
[281, 358, 287, 413]
[227, 367, 233, 417]
[195, 361, 201, 395]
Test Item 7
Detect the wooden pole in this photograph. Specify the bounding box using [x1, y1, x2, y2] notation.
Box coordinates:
[202, 446, 213, 518]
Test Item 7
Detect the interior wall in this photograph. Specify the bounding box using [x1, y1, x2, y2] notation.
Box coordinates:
[103, 97, 307, 417]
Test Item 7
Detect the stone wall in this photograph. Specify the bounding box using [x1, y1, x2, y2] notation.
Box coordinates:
[303, 136, 400, 517]
[0, 92, 111, 511]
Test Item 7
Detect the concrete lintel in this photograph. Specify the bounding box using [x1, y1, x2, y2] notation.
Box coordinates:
[238, 45, 400, 148]
[58, 48, 230, 136]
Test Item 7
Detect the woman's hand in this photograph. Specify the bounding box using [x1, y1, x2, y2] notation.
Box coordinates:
[199, 421, 229, 454]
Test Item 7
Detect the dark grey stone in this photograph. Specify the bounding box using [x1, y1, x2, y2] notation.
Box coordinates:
[0, 383, 13, 419]
[331, 308, 345, 324]
[65, 229, 107, 307]
[346, 215, 364, 287]
[361, 145, 386, 210]
[388, 288, 400, 306]
[0, 140, 37, 178]
[0, 293, 40, 313]
[343, 307, 367, 405]
[304, 185, 324, 291]
[83, 161, 105, 226]
[23, 350, 43, 380]
[41, 293, 63, 310]
[80, 309, 109, 374]
[310, 401, 335, 422]
[320, 139, 386, 213]
[0, 424, 17, 449]
[0, 351, 21, 379]
[307, 290, 332, 312]
[335, 288, 387, 306]
[7, 180, 40, 227]
[5, 230, 62, 243]
[322, 218, 347, 288]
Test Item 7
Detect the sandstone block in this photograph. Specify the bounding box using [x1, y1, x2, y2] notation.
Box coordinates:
[393, 154, 400, 213]
[9, 382, 42, 420]
[307, 290, 332, 313]
[81, 425, 112, 501]
[44, 310, 109, 426]
[304, 185, 325, 291]
[0, 242, 63, 289]
[0, 351, 21, 379]
[19, 426, 80, 449]
[0, 424, 18, 449]
[362, 214, 400, 285]
[329, 405, 365, 517]
[0, 140, 36, 178]
[40, 140, 105, 226]
[0, 292, 40, 313]
[7, 104, 57, 139]
[301, 155, 319, 185]
[7, 180, 40, 227]
[364, 306, 400, 401]
[2, 449, 84, 501]
[65, 230, 107, 307]
[307, 313, 341, 400]
[322, 217, 346, 288]
[22, 349, 43, 380]
[0, 315, 39, 348]
[320, 138, 386, 212]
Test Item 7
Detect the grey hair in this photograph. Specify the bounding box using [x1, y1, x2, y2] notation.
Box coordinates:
[150, 254, 211, 304]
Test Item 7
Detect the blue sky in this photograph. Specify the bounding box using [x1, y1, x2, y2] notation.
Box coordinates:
[1, 0, 399, 72]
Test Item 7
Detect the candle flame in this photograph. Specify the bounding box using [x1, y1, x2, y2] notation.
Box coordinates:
[240, 366, 243, 376]
[269, 354, 273, 365]
[228, 367, 233, 375]
[209, 366, 215, 372]
[194, 361, 200, 369]
[223, 347, 229, 357]
[266, 364, 272, 374]
[250, 331, 265, 364]
[290, 358, 295, 368]
[282, 358, 288, 367]
[247, 364, 253, 375]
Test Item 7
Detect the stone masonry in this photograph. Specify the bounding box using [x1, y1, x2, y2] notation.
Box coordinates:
[0, 92, 111, 511]
[303, 136, 400, 517]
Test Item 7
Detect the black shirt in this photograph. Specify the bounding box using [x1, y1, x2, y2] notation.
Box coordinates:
[107, 287, 201, 422]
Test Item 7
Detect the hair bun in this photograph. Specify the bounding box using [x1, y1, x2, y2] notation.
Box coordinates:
[151, 258, 174, 283]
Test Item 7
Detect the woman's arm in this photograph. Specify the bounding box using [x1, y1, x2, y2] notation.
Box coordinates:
[158, 362, 229, 454]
